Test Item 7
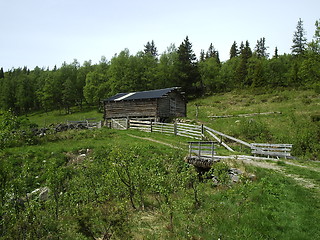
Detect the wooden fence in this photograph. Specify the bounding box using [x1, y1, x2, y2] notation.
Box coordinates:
[251, 143, 293, 159]
[108, 118, 294, 159]
[109, 118, 204, 140]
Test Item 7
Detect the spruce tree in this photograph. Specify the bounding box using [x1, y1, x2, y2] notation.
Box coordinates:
[236, 40, 252, 87]
[144, 40, 158, 57]
[176, 36, 198, 94]
[200, 49, 205, 62]
[206, 43, 220, 65]
[273, 47, 279, 58]
[229, 41, 239, 59]
[309, 19, 320, 54]
[291, 18, 307, 56]
[0, 67, 4, 79]
[254, 37, 269, 58]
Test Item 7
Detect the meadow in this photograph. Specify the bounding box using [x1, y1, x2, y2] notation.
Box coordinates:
[1, 88, 320, 239]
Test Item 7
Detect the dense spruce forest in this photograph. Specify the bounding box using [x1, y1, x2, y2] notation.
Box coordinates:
[0, 18, 320, 115]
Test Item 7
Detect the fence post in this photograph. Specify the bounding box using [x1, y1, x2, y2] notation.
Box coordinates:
[174, 122, 177, 136]
[126, 117, 129, 130]
[201, 124, 204, 140]
[150, 121, 153, 132]
[211, 142, 214, 159]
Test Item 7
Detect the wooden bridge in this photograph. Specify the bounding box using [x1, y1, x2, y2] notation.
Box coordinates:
[185, 141, 220, 168]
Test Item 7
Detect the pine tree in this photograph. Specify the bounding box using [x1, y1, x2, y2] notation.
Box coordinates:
[273, 47, 279, 58]
[236, 40, 252, 87]
[200, 49, 205, 62]
[0, 67, 4, 79]
[144, 40, 158, 57]
[176, 36, 199, 94]
[254, 37, 269, 58]
[308, 19, 320, 54]
[206, 43, 220, 65]
[229, 41, 239, 59]
[291, 18, 307, 56]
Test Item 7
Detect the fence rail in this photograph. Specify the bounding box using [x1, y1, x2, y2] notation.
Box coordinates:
[108, 118, 294, 159]
[108, 118, 203, 139]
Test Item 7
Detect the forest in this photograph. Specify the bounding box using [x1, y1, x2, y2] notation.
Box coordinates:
[0, 18, 320, 115]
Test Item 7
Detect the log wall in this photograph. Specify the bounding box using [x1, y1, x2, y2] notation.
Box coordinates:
[104, 99, 157, 119]
[104, 90, 186, 120]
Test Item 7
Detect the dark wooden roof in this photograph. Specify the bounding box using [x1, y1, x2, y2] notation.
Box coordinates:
[104, 87, 181, 102]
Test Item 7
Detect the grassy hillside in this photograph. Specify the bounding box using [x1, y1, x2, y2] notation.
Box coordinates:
[2, 88, 319, 239]
[187, 88, 320, 159]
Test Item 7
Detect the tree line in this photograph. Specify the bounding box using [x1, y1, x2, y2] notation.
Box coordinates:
[0, 18, 319, 115]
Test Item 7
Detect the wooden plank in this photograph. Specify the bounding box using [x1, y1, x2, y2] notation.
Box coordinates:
[252, 143, 293, 148]
[251, 147, 292, 152]
[205, 129, 235, 152]
[176, 128, 202, 135]
[177, 122, 201, 127]
[204, 126, 252, 148]
[208, 111, 282, 118]
[177, 133, 201, 139]
[152, 129, 174, 134]
[252, 149, 291, 157]
[129, 120, 152, 124]
[188, 141, 215, 144]
[153, 122, 174, 126]
[177, 130, 202, 137]
[129, 123, 151, 128]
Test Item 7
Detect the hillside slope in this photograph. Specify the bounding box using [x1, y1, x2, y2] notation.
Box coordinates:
[187, 88, 320, 160]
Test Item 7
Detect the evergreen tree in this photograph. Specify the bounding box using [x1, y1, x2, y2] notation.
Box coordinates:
[176, 36, 199, 94]
[229, 41, 239, 59]
[273, 47, 279, 58]
[144, 40, 158, 57]
[206, 43, 220, 65]
[291, 18, 307, 56]
[200, 49, 205, 62]
[236, 40, 252, 87]
[239, 41, 244, 54]
[308, 19, 320, 54]
[254, 37, 269, 58]
[0, 67, 4, 79]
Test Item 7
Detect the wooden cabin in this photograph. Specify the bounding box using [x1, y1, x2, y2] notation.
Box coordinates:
[103, 87, 186, 124]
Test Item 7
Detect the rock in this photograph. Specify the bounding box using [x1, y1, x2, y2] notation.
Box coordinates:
[229, 168, 243, 175]
[27, 187, 50, 201]
[230, 174, 240, 183]
[78, 149, 87, 154]
[38, 187, 50, 201]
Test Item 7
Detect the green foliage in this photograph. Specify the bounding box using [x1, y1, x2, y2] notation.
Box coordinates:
[236, 119, 271, 142]
[291, 18, 307, 56]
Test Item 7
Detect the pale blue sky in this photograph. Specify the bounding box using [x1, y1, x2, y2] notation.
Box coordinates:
[1, 0, 319, 70]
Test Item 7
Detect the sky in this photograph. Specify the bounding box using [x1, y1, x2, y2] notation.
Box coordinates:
[1, 0, 319, 71]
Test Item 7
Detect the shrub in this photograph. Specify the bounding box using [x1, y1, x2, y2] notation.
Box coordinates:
[236, 119, 272, 142]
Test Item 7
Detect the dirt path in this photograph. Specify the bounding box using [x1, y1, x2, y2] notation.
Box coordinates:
[127, 134, 184, 150]
[219, 155, 320, 191]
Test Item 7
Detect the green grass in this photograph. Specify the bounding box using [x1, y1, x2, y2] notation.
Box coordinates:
[2, 88, 320, 239]
[26, 106, 103, 127]
[188, 88, 320, 159]
[1, 127, 320, 239]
